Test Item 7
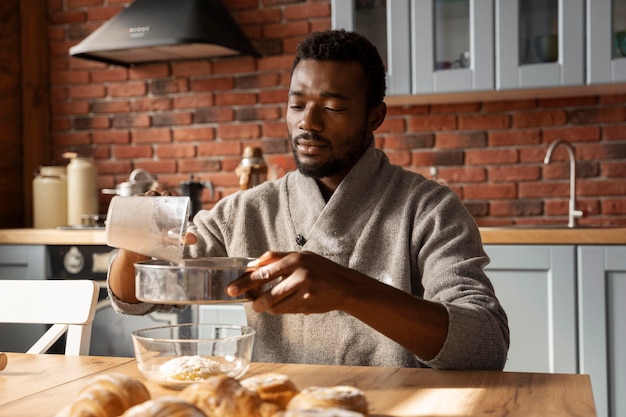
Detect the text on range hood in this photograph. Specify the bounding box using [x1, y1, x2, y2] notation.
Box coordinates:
[69, 0, 259, 67]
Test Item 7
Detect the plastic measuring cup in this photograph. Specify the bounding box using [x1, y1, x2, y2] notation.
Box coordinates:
[105, 196, 190, 263]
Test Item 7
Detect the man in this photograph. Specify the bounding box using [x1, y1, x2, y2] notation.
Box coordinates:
[109, 29, 509, 370]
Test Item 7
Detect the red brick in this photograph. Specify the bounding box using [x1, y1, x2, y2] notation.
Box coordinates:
[215, 92, 258, 106]
[217, 123, 261, 140]
[411, 150, 464, 167]
[489, 200, 543, 217]
[92, 130, 129, 144]
[86, 6, 124, 21]
[191, 77, 236, 92]
[173, 94, 214, 109]
[91, 100, 130, 113]
[284, 3, 330, 20]
[258, 55, 295, 72]
[488, 129, 541, 146]
[131, 98, 172, 112]
[178, 159, 222, 174]
[112, 114, 150, 128]
[602, 199, 626, 214]
[519, 181, 567, 198]
[236, 106, 282, 121]
[488, 165, 541, 182]
[52, 132, 91, 146]
[134, 160, 177, 175]
[112, 145, 153, 159]
[538, 96, 598, 108]
[602, 125, 626, 140]
[262, 121, 287, 138]
[52, 102, 90, 115]
[483, 99, 536, 112]
[438, 166, 486, 183]
[152, 112, 193, 127]
[577, 143, 626, 160]
[465, 149, 518, 165]
[259, 89, 287, 104]
[463, 183, 517, 200]
[131, 128, 171, 143]
[512, 110, 567, 128]
[108, 81, 147, 97]
[96, 161, 133, 176]
[458, 114, 510, 130]
[384, 134, 434, 150]
[198, 141, 242, 156]
[377, 118, 406, 134]
[407, 114, 456, 131]
[264, 21, 309, 39]
[431, 102, 481, 113]
[194, 108, 235, 124]
[570, 107, 626, 124]
[49, 10, 86, 25]
[150, 78, 189, 94]
[237, 8, 281, 25]
[74, 116, 110, 129]
[236, 73, 281, 89]
[129, 65, 170, 80]
[213, 58, 257, 75]
[543, 126, 600, 143]
[51, 70, 90, 84]
[171, 61, 213, 77]
[90, 68, 128, 82]
[156, 144, 196, 159]
[436, 132, 487, 149]
[68, 84, 106, 99]
[601, 161, 626, 177]
[579, 179, 626, 196]
[52, 118, 72, 131]
[173, 127, 215, 142]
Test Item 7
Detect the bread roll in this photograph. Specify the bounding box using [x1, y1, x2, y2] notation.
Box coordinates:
[121, 396, 206, 417]
[280, 408, 365, 417]
[180, 374, 261, 417]
[286, 386, 368, 416]
[241, 373, 300, 409]
[54, 373, 151, 417]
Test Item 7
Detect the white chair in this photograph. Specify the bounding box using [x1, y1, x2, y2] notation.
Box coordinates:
[0, 279, 99, 355]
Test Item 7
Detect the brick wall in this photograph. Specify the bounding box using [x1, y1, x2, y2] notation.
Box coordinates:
[48, 0, 626, 227]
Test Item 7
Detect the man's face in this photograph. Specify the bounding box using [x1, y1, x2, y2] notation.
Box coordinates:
[286, 59, 373, 180]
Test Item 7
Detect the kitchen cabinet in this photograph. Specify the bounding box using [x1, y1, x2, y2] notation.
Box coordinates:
[333, 0, 626, 96]
[496, 0, 584, 89]
[483, 245, 578, 373]
[0, 244, 48, 280]
[0, 245, 48, 353]
[587, 0, 626, 83]
[578, 245, 626, 417]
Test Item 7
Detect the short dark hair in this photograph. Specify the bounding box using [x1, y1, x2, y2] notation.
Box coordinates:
[293, 29, 386, 110]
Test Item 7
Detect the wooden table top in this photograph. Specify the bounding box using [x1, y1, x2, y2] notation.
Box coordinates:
[0, 352, 597, 417]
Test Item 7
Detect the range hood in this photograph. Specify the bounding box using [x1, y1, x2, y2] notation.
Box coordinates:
[69, 0, 259, 67]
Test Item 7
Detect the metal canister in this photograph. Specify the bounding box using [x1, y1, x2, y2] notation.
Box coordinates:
[65, 153, 99, 226]
[33, 166, 67, 228]
[235, 146, 268, 190]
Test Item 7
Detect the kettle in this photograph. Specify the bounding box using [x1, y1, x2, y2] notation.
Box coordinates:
[102, 169, 157, 196]
[179, 175, 214, 220]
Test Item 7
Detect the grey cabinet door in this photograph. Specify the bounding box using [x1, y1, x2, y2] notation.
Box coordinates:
[579, 245, 626, 417]
[0, 245, 48, 280]
[484, 245, 577, 373]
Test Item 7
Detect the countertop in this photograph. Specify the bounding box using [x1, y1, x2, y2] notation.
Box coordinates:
[2, 352, 596, 417]
[0, 227, 625, 245]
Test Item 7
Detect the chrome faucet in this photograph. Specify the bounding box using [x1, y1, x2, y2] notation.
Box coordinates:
[543, 140, 584, 228]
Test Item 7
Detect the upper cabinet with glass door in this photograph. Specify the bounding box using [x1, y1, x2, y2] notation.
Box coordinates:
[331, 0, 493, 96]
[587, 0, 626, 83]
[495, 0, 584, 89]
[412, 0, 494, 94]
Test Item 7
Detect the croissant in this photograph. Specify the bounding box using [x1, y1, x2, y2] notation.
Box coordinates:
[180, 374, 262, 417]
[121, 396, 206, 417]
[241, 373, 300, 409]
[54, 373, 151, 417]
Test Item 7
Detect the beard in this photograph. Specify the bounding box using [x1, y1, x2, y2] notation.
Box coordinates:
[290, 127, 371, 179]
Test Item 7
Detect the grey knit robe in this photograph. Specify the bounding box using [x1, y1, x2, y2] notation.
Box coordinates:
[108, 144, 509, 370]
